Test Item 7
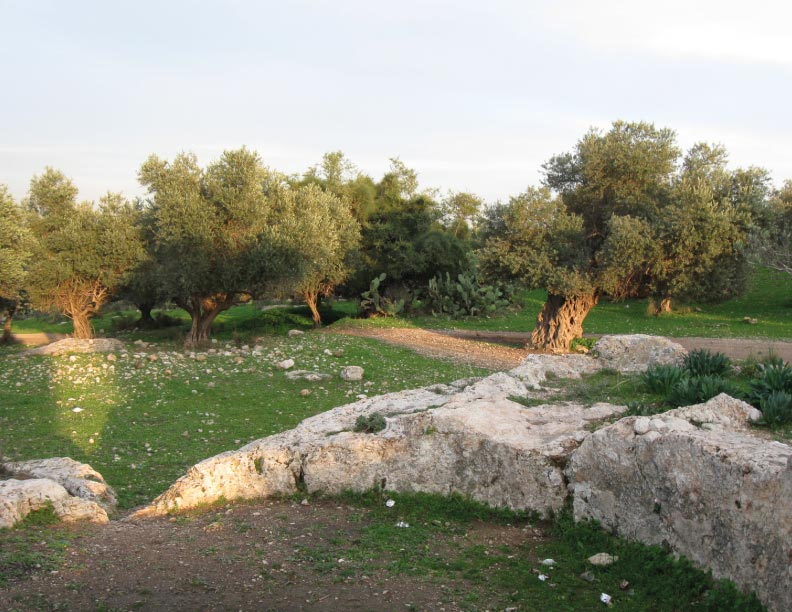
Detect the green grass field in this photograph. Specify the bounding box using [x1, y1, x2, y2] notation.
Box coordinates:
[404, 265, 792, 339]
[0, 333, 487, 509]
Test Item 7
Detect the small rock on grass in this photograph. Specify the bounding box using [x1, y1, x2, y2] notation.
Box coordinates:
[340, 366, 364, 381]
[588, 553, 618, 566]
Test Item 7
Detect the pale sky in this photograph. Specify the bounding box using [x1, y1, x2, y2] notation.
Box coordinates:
[2, 0, 790, 204]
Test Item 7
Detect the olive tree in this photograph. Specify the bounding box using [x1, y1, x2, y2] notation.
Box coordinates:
[751, 180, 792, 276]
[480, 121, 762, 352]
[140, 148, 355, 345]
[288, 184, 360, 326]
[0, 186, 32, 342]
[25, 169, 144, 338]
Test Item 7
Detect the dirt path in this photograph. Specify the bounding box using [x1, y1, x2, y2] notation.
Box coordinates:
[0, 498, 539, 612]
[8, 332, 68, 346]
[332, 326, 792, 367]
[332, 326, 530, 370]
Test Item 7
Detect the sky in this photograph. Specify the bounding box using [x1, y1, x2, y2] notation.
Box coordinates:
[1, 0, 790, 204]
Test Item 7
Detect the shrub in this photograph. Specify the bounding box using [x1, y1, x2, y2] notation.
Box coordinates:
[760, 390, 792, 427]
[748, 361, 792, 405]
[424, 272, 512, 318]
[353, 412, 387, 433]
[570, 336, 597, 352]
[683, 349, 732, 377]
[667, 375, 741, 407]
[641, 364, 685, 396]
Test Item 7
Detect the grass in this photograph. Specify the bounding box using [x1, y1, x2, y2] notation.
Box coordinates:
[0, 332, 488, 509]
[400, 266, 792, 339]
[0, 505, 79, 586]
[290, 491, 763, 611]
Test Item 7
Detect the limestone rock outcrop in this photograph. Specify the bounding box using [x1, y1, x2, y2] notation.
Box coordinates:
[138, 371, 626, 517]
[2, 457, 117, 510]
[0, 458, 115, 528]
[593, 334, 687, 372]
[566, 394, 792, 612]
[21, 338, 125, 357]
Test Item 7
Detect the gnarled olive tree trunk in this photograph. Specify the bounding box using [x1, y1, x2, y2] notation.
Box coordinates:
[530, 292, 599, 352]
[303, 289, 322, 327]
[180, 294, 236, 348]
[52, 278, 110, 339]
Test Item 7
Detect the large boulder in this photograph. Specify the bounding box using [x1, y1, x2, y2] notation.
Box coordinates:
[593, 334, 687, 373]
[0, 458, 116, 529]
[21, 338, 125, 357]
[136, 372, 626, 518]
[0, 479, 110, 529]
[566, 394, 792, 612]
[509, 354, 602, 389]
[2, 457, 117, 510]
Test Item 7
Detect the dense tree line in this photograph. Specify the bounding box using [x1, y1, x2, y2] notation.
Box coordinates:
[0, 122, 788, 349]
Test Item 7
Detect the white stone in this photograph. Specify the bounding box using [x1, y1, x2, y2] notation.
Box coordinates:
[509, 354, 601, 390]
[137, 374, 626, 518]
[588, 553, 618, 566]
[567, 401, 792, 612]
[277, 359, 295, 370]
[287, 329, 305, 337]
[21, 338, 125, 357]
[593, 334, 687, 373]
[340, 366, 364, 381]
[0, 478, 108, 529]
[285, 370, 330, 381]
[2, 457, 117, 510]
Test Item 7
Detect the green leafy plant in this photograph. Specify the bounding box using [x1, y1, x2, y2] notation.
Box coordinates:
[570, 336, 597, 352]
[353, 412, 387, 433]
[683, 349, 732, 377]
[667, 375, 741, 407]
[641, 364, 685, 396]
[760, 390, 792, 427]
[749, 361, 792, 404]
[359, 274, 404, 318]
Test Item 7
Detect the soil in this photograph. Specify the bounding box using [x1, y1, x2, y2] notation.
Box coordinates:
[0, 498, 544, 612]
[332, 326, 792, 368]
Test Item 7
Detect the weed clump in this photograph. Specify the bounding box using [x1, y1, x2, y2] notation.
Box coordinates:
[683, 349, 732, 377]
[353, 412, 387, 433]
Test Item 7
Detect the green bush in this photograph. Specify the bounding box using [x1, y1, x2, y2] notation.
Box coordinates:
[424, 272, 511, 318]
[683, 349, 732, 377]
[353, 412, 387, 433]
[641, 364, 685, 396]
[748, 362, 792, 404]
[667, 375, 741, 407]
[760, 390, 792, 427]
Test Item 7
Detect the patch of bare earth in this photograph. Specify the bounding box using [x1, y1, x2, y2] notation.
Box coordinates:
[0, 499, 545, 612]
[328, 326, 530, 370]
[332, 326, 792, 366]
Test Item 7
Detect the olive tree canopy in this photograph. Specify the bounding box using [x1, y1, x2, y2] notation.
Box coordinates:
[480, 121, 763, 351]
[0, 186, 32, 341]
[25, 169, 144, 339]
